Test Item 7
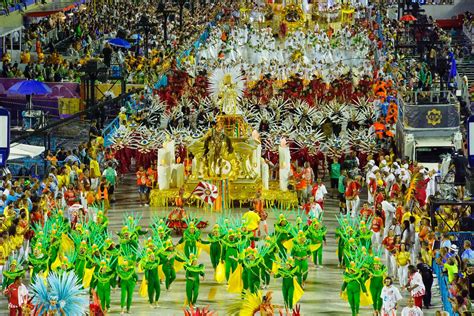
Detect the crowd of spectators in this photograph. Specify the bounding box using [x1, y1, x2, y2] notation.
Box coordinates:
[0, 0, 236, 83]
[436, 237, 474, 314]
[0, 119, 121, 269]
[326, 142, 472, 313]
[375, 7, 472, 105]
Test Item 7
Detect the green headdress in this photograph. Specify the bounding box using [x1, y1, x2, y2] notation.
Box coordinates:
[119, 244, 137, 262]
[122, 212, 142, 232]
[151, 216, 170, 236]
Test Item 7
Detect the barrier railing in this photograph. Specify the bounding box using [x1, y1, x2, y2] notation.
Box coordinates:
[103, 116, 119, 147]
[433, 232, 474, 316]
[433, 261, 455, 316]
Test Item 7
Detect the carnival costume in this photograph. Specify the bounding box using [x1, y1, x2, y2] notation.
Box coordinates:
[117, 258, 137, 314]
[94, 259, 115, 311]
[304, 218, 327, 266]
[139, 248, 161, 307]
[274, 256, 304, 310]
[30, 271, 88, 316]
[176, 253, 205, 306]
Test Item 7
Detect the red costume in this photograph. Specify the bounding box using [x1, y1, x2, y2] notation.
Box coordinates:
[415, 177, 430, 207]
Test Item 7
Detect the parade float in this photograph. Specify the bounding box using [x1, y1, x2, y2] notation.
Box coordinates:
[149, 67, 298, 211]
[250, 0, 356, 35]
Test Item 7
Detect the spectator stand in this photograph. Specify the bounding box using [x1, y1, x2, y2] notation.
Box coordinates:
[0, 26, 24, 60]
[0, 0, 35, 16]
[23, 0, 85, 18]
[433, 231, 474, 316]
[7, 157, 44, 178]
[429, 199, 474, 232]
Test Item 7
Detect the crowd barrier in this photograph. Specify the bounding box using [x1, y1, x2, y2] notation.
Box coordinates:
[433, 260, 456, 315]
[103, 116, 119, 147]
[8, 157, 45, 178]
[433, 232, 474, 316]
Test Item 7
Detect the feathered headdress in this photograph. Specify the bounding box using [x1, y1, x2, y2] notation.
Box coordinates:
[30, 271, 88, 316]
[208, 66, 245, 113]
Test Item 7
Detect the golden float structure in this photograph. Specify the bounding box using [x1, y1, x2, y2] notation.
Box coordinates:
[253, 0, 356, 34]
[150, 114, 298, 210]
[186, 113, 261, 211]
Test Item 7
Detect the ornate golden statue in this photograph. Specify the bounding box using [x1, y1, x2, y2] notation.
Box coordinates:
[203, 124, 234, 178]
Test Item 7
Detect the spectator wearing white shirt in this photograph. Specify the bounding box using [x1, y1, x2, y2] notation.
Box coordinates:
[401, 297, 424, 316]
[308, 196, 323, 220]
[385, 217, 401, 238]
[381, 276, 403, 316]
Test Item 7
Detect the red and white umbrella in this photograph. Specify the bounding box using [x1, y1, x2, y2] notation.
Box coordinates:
[192, 181, 219, 205]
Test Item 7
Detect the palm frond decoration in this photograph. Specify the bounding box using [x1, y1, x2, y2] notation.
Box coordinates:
[343, 107, 364, 130]
[323, 100, 348, 125]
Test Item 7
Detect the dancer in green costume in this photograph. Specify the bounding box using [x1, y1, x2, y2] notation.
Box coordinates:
[180, 253, 205, 306]
[208, 224, 223, 270]
[241, 247, 263, 294]
[117, 259, 137, 314]
[118, 215, 147, 258]
[179, 222, 202, 257]
[357, 222, 372, 250]
[343, 237, 359, 267]
[368, 257, 386, 315]
[86, 244, 102, 274]
[290, 231, 310, 287]
[159, 240, 177, 290]
[140, 248, 161, 308]
[335, 217, 355, 268]
[95, 210, 109, 235]
[104, 237, 119, 275]
[336, 225, 346, 267]
[222, 229, 239, 281]
[304, 218, 327, 267]
[274, 214, 291, 257]
[274, 256, 299, 313]
[341, 261, 368, 316]
[57, 255, 74, 274]
[73, 241, 88, 282]
[262, 235, 278, 289]
[94, 259, 115, 312]
[28, 243, 49, 280]
[2, 259, 25, 289]
[48, 229, 61, 267]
